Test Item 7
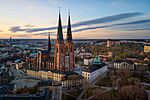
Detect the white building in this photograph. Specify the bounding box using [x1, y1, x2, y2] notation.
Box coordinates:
[113, 60, 135, 70]
[84, 58, 92, 66]
[82, 57, 107, 82]
[82, 64, 107, 82]
[77, 52, 92, 59]
[15, 59, 24, 70]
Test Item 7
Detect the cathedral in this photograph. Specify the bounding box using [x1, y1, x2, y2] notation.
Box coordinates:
[36, 33, 54, 70]
[54, 11, 74, 72]
[27, 11, 83, 90]
[36, 11, 75, 72]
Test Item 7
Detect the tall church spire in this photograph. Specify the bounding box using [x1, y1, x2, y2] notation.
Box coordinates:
[48, 32, 51, 53]
[66, 9, 72, 42]
[57, 7, 64, 42]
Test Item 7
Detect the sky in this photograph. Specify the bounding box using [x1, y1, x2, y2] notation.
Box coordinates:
[0, 0, 150, 39]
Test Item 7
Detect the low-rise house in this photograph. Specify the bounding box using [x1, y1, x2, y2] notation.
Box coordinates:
[61, 72, 83, 90]
[144, 44, 150, 52]
[76, 52, 92, 59]
[113, 60, 135, 70]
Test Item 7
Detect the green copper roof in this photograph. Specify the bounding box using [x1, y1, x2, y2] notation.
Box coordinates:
[93, 56, 101, 65]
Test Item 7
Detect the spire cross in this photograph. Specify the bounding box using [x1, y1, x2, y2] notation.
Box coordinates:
[59, 7, 61, 14]
[48, 32, 50, 37]
[68, 9, 70, 16]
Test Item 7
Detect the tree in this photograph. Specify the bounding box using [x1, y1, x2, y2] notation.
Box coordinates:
[119, 85, 147, 100]
[29, 87, 38, 94]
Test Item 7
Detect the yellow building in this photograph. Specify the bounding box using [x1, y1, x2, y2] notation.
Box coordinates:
[26, 70, 53, 79]
[26, 69, 65, 81]
[144, 45, 150, 52]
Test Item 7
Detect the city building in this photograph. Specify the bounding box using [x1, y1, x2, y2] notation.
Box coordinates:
[61, 72, 83, 90]
[27, 69, 83, 90]
[99, 51, 114, 61]
[144, 44, 150, 52]
[76, 52, 92, 59]
[36, 34, 54, 70]
[54, 11, 74, 72]
[15, 59, 24, 70]
[113, 60, 135, 70]
[82, 57, 107, 82]
[107, 39, 114, 47]
[0, 88, 50, 100]
[27, 69, 53, 80]
[26, 10, 83, 91]
[84, 58, 92, 66]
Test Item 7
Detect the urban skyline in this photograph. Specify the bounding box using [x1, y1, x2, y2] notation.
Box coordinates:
[0, 1, 150, 99]
[0, 0, 150, 39]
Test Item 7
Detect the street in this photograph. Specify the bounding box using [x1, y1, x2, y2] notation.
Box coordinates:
[52, 86, 62, 100]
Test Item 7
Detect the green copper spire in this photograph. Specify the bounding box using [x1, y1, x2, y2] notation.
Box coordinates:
[93, 56, 101, 65]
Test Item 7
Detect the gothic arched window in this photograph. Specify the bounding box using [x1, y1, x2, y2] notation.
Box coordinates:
[56, 48, 58, 53]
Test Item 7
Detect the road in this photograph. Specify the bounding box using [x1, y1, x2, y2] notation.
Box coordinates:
[146, 90, 150, 100]
[52, 86, 62, 100]
[76, 70, 108, 100]
[0, 84, 14, 95]
[9, 68, 23, 79]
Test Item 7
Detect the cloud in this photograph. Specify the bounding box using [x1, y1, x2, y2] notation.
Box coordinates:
[9, 26, 26, 32]
[9, 18, 150, 35]
[72, 12, 143, 27]
[114, 19, 150, 26]
[9, 12, 143, 33]
[126, 27, 150, 31]
[24, 24, 35, 27]
[34, 32, 56, 36]
[15, 34, 31, 37]
[72, 19, 150, 32]
[72, 26, 109, 32]
[26, 26, 58, 33]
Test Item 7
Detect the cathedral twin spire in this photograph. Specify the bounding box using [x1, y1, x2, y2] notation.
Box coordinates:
[48, 9, 72, 53]
[54, 8, 74, 71]
[57, 9, 72, 42]
[48, 32, 51, 53]
[57, 10, 64, 42]
[66, 10, 72, 42]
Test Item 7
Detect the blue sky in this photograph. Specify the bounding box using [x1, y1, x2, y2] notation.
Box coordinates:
[0, 0, 150, 39]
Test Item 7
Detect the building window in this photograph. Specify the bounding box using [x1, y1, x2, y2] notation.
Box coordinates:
[56, 48, 58, 53]
[61, 48, 63, 53]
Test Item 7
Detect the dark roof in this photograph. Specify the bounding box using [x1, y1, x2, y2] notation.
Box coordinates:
[114, 60, 122, 63]
[51, 70, 66, 74]
[83, 63, 106, 73]
[144, 44, 150, 46]
[50, 70, 82, 80]
[41, 50, 49, 54]
[0, 88, 50, 100]
[114, 60, 134, 64]
[63, 71, 83, 80]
